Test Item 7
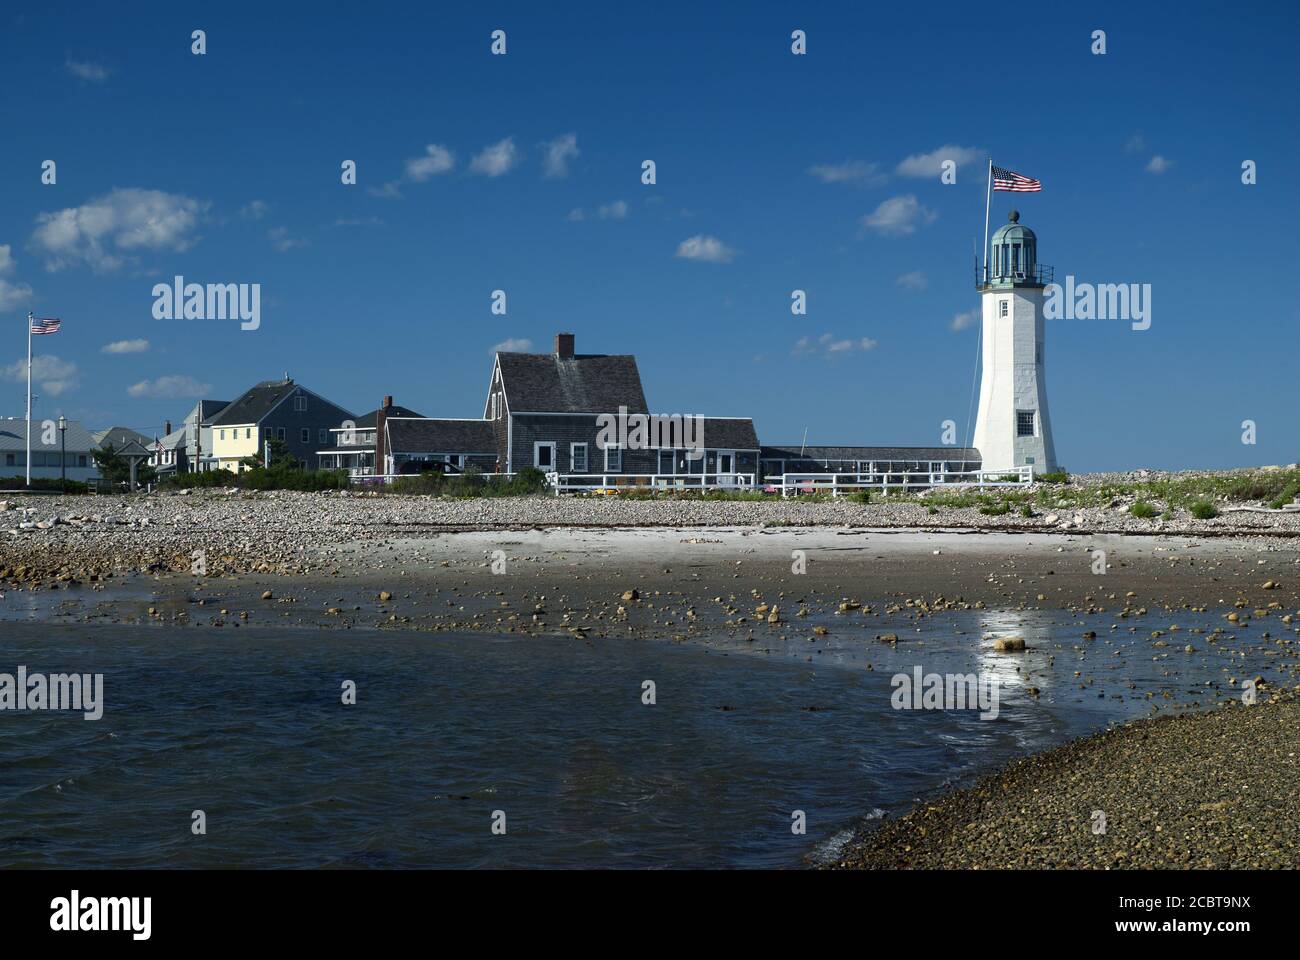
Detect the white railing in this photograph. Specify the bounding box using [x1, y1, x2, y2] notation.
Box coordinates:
[346, 472, 519, 487]
[774, 466, 1034, 497]
[547, 472, 757, 494]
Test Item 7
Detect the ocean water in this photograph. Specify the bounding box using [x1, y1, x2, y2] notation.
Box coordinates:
[0, 610, 1264, 868]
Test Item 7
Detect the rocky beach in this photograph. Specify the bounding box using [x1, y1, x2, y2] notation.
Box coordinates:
[3, 473, 1299, 869]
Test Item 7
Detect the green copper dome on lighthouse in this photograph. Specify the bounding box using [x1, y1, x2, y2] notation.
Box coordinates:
[982, 210, 1049, 289]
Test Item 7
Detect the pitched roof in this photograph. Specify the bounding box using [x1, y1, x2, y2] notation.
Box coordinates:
[209, 379, 351, 426]
[93, 426, 152, 449]
[190, 399, 230, 424]
[761, 445, 981, 462]
[157, 428, 186, 450]
[0, 417, 97, 452]
[386, 418, 496, 454]
[352, 404, 422, 429]
[697, 418, 760, 450]
[497, 352, 648, 414]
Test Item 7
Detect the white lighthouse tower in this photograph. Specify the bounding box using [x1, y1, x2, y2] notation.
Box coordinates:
[972, 210, 1057, 475]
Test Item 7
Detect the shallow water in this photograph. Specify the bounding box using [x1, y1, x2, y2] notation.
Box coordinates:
[0, 607, 1277, 868]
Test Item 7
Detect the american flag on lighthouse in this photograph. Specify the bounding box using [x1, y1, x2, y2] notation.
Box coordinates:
[992, 166, 1042, 192]
[30, 317, 62, 335]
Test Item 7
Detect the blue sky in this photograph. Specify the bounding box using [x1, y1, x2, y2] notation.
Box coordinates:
[1, 0, 1296, 470]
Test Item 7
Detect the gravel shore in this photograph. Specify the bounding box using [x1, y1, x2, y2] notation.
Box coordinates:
[828, 696, 1300, 869]
[2, 485, 1299, 585]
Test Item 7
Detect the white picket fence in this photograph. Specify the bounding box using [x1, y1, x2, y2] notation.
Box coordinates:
[547, 472, 757, 494]
[775, 466, 1034, 497]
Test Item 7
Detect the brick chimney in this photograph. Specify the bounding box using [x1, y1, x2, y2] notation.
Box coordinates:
[555, 332, 575, 360]
[373, 396, 393, 477]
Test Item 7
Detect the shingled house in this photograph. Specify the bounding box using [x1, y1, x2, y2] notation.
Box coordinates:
[209, 377, 352, 472]
[486, 333, 760, 483]
[317, 397, 498, 476]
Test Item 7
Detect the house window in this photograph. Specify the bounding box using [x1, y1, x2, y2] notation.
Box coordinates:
[999, 300, 1009, 318]
[1016, 411, 1036, 437]
[79, 455, 87, 467]
[301, 428, 310, 443]
[319, 429, 328, 444]
[534, 443, 555, 469]
[277, 428, 286, 441]
[5, 453, 13, 466]
[571, 443, 588, 473]
[219, 429, 226, 440]
[245, 428, 251, 439]
[448, 455, 463, 468]
[294, 395, 307, 412]
[604, 446, 622, 472]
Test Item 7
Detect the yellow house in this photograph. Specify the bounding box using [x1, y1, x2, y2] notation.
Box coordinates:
[207, 377, 354, 473]
[210, 422, 260, 472]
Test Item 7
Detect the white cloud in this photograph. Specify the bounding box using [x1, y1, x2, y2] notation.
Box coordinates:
[3, 355, 79, 396]
[1146, 155, 1172, 174]
[860, 195, 936, 235]
[268, 226, 308, 252]
[367, 181, 403, 199]
[0, 245, 32, 312]
[66, 59, 110, 83]
[0, 280, 33, 312]
[950, 309, 978, 331]
[895, 145, 984, 179]
[541, 133, 579, 179]
[405, 144, 455, 181]
[470, 137, 519, 177]
[102, 339, 150, 354]
[807, 161, 886, 185]
[793, 333, 877, 358]
[240, 200, 268, 220]
[31, 187, 206, 272]
[1125, 133, 1146, 154]
[569, 200, 629, 222]
[490, 338, 533, 354]
[126, 375, 212, 399]
[675, 234, 736, 263]
[896, 270, 928, 291]
[332, 216, 384, 227]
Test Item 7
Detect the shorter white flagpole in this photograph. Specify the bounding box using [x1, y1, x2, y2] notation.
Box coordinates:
[982, 158, 993, 285]
[25, 312, 32, 488]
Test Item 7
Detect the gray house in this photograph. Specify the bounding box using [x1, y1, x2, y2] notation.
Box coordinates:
[208, 377, 352, 472]
[1, 417, 99, 483]
[486, 333, 760, 485]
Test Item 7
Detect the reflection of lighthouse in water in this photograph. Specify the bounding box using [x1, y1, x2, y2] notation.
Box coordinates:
[977, 609, 1055, 699]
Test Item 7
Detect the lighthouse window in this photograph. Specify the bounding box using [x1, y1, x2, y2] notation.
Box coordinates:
[999, 300, 1009, 318]
[1016, 411, 1036, 437]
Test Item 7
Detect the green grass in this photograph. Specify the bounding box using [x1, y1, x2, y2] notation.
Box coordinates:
[1189, 499, 1218, 520]
[1268, 481, 1300, 510]
[1130, 500, 1158, 519]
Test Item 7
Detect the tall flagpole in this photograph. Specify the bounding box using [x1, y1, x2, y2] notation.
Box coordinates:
[981, 157, 993, 285]
[25, 312, 33, 488]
